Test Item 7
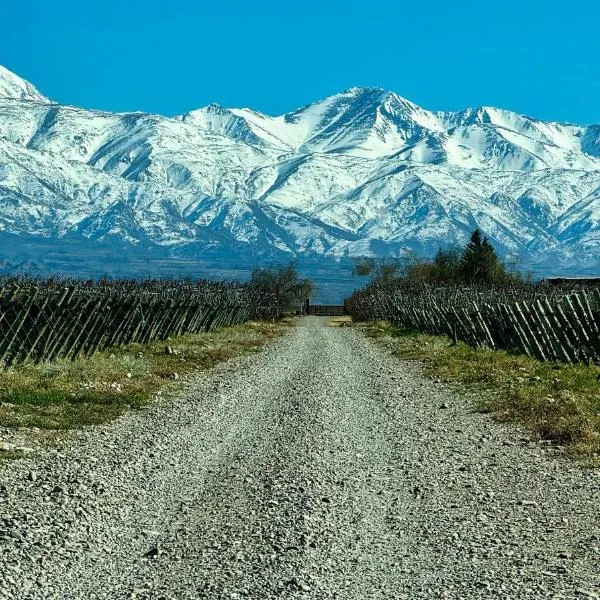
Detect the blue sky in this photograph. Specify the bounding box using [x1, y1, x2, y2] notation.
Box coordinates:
[2, 0, 599, 123]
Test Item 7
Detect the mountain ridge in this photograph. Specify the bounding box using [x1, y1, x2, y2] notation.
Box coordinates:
[0, 64, 598, 280]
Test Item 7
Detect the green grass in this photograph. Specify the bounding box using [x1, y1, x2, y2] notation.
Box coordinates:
[362, 321, 600, 462]
[0, 320, 288, 432]
[0, 449, 25, 463]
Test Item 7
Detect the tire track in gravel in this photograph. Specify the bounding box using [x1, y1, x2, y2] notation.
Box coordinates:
[1, 317, 600, 599]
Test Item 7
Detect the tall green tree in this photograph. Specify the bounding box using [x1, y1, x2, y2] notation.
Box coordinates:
[460, 229, 505, 283]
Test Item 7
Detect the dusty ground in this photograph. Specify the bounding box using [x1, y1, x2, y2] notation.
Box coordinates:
[1, 317, 599, 599]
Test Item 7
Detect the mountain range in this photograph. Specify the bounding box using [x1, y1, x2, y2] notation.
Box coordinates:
[0, 64, 598, 284]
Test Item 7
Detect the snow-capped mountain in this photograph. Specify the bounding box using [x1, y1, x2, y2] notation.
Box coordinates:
[0, 64, 598, 280]
[0, 66, 50, 103]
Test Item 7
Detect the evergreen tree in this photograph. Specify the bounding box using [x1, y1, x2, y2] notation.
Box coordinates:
[460, 229, 505, 283]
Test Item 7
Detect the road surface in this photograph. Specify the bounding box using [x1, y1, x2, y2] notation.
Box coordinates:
[1, 317, 599, 599]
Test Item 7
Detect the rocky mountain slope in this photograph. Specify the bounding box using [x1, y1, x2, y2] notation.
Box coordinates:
[0, 65, 598, 276]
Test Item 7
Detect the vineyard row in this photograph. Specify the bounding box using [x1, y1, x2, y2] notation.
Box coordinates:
[346, 286, 600, 364]
[0, 278, 279, 367]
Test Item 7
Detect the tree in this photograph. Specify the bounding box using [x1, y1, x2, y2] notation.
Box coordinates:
[352, 257, 376, 277]
[352, 257, 400, 281]
[249, 263, 313, 314]
[460, 229, 505, 283]
[352, 230, 515, 290]
[400, 247, 462, 285]
[431, 246, 462, 283]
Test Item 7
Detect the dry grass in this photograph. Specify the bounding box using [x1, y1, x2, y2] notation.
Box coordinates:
[361, 322, 600, 462]
[328, 316, 353, 327]
[0, 449, 25, 463]
[0, 321, 288, 431]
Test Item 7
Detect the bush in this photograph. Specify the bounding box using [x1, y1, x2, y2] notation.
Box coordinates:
[249, 263, 313, 315]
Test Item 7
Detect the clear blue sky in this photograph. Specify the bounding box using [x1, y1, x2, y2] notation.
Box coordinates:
[3, 0, 599, 123]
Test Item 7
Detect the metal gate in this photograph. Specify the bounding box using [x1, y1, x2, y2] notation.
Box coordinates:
[305, 300, 346, 316]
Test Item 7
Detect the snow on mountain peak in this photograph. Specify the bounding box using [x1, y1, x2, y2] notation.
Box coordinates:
[0, 66, 599, 280]
[0, 65, 50, 103]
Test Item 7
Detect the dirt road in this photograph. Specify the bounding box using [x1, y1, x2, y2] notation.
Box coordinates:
[1, 317, 599, 599]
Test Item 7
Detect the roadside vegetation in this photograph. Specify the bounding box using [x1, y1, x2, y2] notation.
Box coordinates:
[249, 262, 313, 315]
[352, 228, 525, 286]
[348, 231, 600, 364]
[0, 265, 311, 443]
[363, 322, 600, 462]
[0, 320, 288, 433]
[349, 229, 600, 461]
[0, 276, 278, 368]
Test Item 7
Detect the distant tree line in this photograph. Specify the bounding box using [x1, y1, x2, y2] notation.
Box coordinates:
[353, 229, 525, 287]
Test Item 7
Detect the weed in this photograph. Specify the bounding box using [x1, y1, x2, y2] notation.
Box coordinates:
[362, 323, 600, 462]
[0, 321, 286, 432]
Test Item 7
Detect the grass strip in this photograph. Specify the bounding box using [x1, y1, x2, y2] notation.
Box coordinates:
[0, 321, 287, 431]
[362, 321, 600, 462]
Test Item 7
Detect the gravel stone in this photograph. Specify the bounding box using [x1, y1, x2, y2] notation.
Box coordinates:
[0, 317, 599, 599]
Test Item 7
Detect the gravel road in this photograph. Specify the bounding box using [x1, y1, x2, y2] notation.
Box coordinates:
[1, 317, 599, 599]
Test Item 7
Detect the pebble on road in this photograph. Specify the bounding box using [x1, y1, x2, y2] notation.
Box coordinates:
[0, 317, 599, 599]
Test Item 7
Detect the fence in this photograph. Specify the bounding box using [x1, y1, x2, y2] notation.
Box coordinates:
[0, 278, 279, 366]
[346, 285, 600, 364]
[306, 300, 347, 316]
